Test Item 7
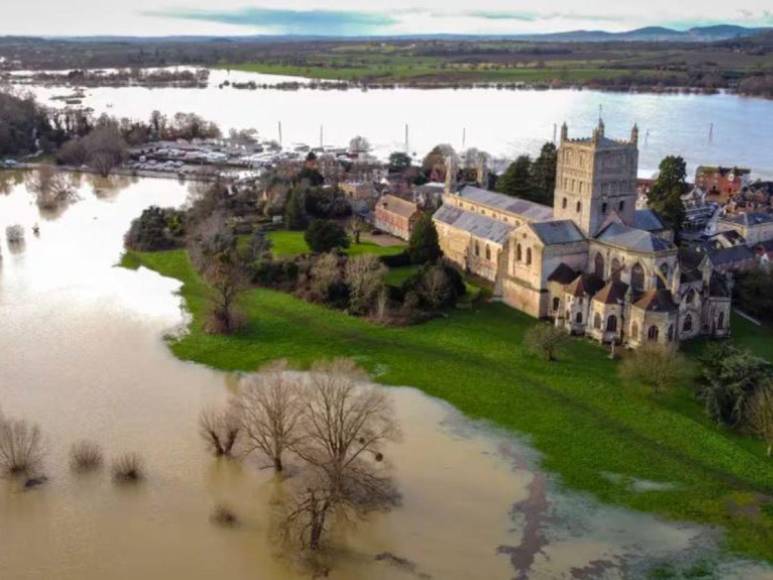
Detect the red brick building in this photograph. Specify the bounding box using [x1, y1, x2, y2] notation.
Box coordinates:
[373, 194, 420, 240]
[695, 166, 751, 202]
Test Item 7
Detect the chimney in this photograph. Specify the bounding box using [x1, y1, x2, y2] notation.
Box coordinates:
[560, 122, 568, 142]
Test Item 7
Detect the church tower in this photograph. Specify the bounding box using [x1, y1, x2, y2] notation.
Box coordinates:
[552, 120, 639, 237]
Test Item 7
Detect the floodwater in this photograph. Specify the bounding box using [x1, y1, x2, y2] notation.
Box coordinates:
[12, 69, 773, 179]
[0, 172, 770, 579]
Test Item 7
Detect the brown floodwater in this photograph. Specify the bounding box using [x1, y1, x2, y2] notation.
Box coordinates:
[0, 171, 770, 579]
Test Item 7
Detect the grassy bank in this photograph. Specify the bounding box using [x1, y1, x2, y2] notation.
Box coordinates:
[267, 230, 405, 258]
[122, 248, 773, 563]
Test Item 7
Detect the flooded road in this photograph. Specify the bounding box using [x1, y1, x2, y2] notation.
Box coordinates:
[0, 172, 770, 579]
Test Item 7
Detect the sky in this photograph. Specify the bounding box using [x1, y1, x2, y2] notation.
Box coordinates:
[3, 0, 773, 37]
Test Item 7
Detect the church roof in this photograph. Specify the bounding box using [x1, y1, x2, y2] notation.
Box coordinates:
[593, 280, 629, 305]
[565, 273, 605, 297]
[632, 289, 677, 312]
[705, 244, 755, 268]
[457, 185, 553, 222]
[709, 272, 731, 298]
[433, 204, 512, 245]
[528, 220, 586, 245]
[595, 222, 674, 253]
[633, 209, 665, 232]
[547, 263, 577, 284]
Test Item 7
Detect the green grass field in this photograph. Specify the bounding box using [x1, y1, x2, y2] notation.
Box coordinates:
[267, 230, 406, 258]
[122, 248, 773, 563]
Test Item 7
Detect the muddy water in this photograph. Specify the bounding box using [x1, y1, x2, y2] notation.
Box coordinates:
[0, 172, 770, 579]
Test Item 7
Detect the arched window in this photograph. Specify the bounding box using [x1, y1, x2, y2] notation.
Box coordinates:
[683, 314, 693, 332]
[575, 312, 583, 324]
[594, 312, 602, 329]
[562, 197, 567, 209]
[686, 289, 695, 305]
[647, 326, 659, 341]
[601, 202, 608, 214]
[526, 248, 532, 266]
[594, 253, 605, 279]
[611, 258, 621, 282]
[576, 201, 582, 213]
[618, 200, 625, 212]
[631, 322, 639, 338]
[553, 297, 560, 312]
[667, 325, 674, 341]
[485, 245, 491, 261]
[607, 315, 617, 332]
[516, 243, 522, 262]
[474, 241, 480, 257]
[631, 263, 645, 292]
[718, 311, 725, 330]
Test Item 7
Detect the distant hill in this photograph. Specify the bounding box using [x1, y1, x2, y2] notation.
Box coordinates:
[3, 24, 771, 45]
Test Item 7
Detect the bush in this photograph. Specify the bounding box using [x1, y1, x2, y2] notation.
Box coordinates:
[112, 453, 145, 483]
[285, 188, 308, 231]
[403, 263, 465, 310]
[304, 220, 349, 253]
[524, 323, 569, 362]
[251, 257, 300, 289]
[70, 440, 104, 472]
[124, 206, 186, 251]
[379, 251, 412, 268]
[620, 343, 691, 393]
[0, 412, 45, 477]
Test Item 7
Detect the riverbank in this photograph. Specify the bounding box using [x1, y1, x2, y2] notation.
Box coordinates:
[121, 248, 773, 564]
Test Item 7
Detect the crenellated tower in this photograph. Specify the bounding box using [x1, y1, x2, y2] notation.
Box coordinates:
[552, 120, 639, 237]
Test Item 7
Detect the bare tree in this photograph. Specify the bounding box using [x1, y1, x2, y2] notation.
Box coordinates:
[70, 440, 104, 472]
[309, 253, 342, 302]
[524, 323, 569, 362]
[281, 359, 400, 551]
[747, 383, 773, 457]
[619, 343, 690, 393]
[25, 165, 75, 210]
[347, 215, 364, 245]
[0, 409, 45, 477]
[345, 255, 387, 315]
[83, 123, 128, 177]
[199, 406, 241, 458]
[232, 360, 304, 472]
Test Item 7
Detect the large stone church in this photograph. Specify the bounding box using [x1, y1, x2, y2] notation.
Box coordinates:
[433, 121, 732, 347]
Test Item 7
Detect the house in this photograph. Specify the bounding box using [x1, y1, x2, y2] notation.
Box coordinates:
[718, 211, 773, 245]
[373, 194, 420, 240]
[696, 166, 751, 203]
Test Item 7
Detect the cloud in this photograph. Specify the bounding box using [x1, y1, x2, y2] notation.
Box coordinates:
[458, 10, 627, 24]
[144, 7, 398, 35]
[464, 11, 538, 22]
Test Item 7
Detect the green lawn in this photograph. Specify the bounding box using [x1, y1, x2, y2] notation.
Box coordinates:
[122, 249, 773, 563]
[267, 230, 405, 258]
[384, 265, 420, 287]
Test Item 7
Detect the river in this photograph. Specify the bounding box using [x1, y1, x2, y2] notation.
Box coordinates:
[0, 172, 771, 579]
[12, 69, 773, 180]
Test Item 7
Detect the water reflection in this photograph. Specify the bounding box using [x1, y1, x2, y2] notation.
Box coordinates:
[0, 171, 770, 579]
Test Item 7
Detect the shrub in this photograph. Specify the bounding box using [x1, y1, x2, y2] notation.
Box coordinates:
[345, 255, 387, 315]
[285, 188, 308, 230]
[0, 412, 45, 477]
[70, 440, 104, 472]
[112, 453, 145, 483]
[210, 504, 239, 527]
[251, 257, 300, 289]
[304, 220, 349, 253]
[124, 206, 186, 251]
[525, 323, 570, 362]
[620, 343, 691, 393]
[403, 263, 465, 311]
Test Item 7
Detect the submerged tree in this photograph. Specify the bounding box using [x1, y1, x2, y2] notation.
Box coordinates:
[199, 406, 241, 458]
[280, 359, 400, 552]
[0, 409, 45, 477]
[232, 360, 304, 472]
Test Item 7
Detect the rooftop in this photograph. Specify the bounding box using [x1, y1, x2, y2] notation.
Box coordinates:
[547, 263, 577, 285]
[565, 273, 605, 297]
[595, 222, 675, 253]
[633, 289, 677, 312]
[529, 220, 586, 245]
[593, 279, 629, 305]
[457, 185, 553, 222]
[377, 194, 418, 219]
[433, 204, 513, 245]
[721, 212, 773, 227]
[633, 209, 665, 232]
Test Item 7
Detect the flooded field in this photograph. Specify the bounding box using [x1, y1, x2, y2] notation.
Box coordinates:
[14, 69, 773, 178]
[0, 172, 770, 579]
